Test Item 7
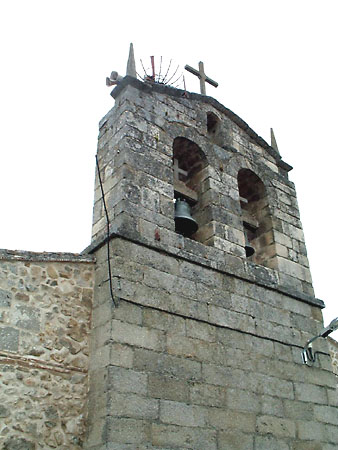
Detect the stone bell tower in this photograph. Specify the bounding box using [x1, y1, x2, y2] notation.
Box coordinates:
[85, 47, 337, 449]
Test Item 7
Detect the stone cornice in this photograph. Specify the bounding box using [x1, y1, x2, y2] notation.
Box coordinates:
[84, 230, 325, 310]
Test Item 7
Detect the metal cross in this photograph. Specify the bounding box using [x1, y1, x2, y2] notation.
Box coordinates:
[184, 61, 218, 95]
[173, 159, 188, 181]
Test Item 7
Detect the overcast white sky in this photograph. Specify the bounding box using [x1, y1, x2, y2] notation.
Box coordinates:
[0, 1, 337, 334]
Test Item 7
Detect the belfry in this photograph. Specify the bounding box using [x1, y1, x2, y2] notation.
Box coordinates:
[0, 44, 337, 449]
[85, 45, 338, 448]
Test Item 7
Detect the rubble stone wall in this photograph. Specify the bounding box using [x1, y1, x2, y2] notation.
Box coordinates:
[0, 250, 95, 449]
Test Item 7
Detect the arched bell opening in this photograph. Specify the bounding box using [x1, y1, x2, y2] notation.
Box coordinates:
[173, 137, 209, 241]
[237, 169, 276, 268]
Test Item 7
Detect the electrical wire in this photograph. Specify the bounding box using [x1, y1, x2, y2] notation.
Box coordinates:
[95, 154, 117, 307]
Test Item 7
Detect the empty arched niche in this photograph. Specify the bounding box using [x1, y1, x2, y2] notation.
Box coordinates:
[207, 112, 222, 146]
[173, 137, 210, 241]
[237, 169, 276, 268]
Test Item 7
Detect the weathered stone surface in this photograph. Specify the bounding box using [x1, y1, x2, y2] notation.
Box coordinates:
[256, 415, 296, 438]
[0, 288, 12, 307]
[328, 337, 338, 375]
[0, 256, 94, 449]
[3, 437, 36, 450]
[0, 326, 19, 351]
[151, 423, 217, 449]
[218, 431, 253, 450]
[3, 72, 338, 450]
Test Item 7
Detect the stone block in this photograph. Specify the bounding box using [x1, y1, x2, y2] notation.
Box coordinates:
[151, 424, 217, 449]
[105, 417, 151, 444]
[186, 320, 216, 342]
[0, 326, 19, 352]
[189, 382, 227, 407]
[13, 305, 40, 332]
[261, 395, 284, 417]
[208, 304, 256, 334]
[112, 239, 179, 275]
[110, 319, 165, 351]
[166, 333, 220, 363]
[140, 186, 160, 212]
[254, 435, 290, 450]
[323, 444, 338, 450]
[297, 420, 327, 441]
[227, 388, 260, 413]
[294, 383, 328, 404]
[274, 231, 292, 248]
[91, 319, 111, 349]
[3, 437, 35, 450]
[159, 399, 207, 427]
[133, 348, 202, 381]
[291, 443, 323, 450]
[106, 366, 147, 396]
[245, 372, 293, 400]
[0, 288, 12, 307]
[107, 391, 159, 420]
[283, 399, 314, 420]
[256, 415, 296, 438]
[207, 408, 256, 432]
[159, 194, 174, 217]
[327, 387, 338, 407]
[142, 308, 185, 334]
[274, 342, 293, 362]
[314, 405, 338, 425]
[92, 343, 134, 370]
[0, 405, 10, 418]
[244, 334, 274, 358]
[91, 301, 113, 329]
[111, 300, 143, 325]
[202, 362, 239, 388]
[143, 267, 177, 292]
[148, 374, 189, 402]
[218, 431, 254, 450]
[325, 423, 338, 444]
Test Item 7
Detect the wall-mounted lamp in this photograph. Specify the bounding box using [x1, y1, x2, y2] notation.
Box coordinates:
[302, 317, 338, 365]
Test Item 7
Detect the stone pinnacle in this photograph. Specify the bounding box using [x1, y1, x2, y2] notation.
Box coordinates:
[126, 43, 137, 78]
[270, 128, 280, 154]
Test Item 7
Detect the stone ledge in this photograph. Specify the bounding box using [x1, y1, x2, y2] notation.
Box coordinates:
[0, 350, 87, 374]
[84, 229, 325, 310]
[0, 249, 95, 263]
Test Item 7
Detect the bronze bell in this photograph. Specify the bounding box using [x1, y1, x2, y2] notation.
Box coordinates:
[175, 199, 198, 237]
[244, 232, 255, 257]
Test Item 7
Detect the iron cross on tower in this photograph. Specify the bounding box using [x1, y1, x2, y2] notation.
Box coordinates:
[184, 61, 218, 95]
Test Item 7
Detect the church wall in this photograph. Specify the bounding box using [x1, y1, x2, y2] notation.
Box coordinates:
[86, 79, 338, 449]
[86, 238, 337, 449]
[328, 337, 338, 376]
[0, 250, 95, 450]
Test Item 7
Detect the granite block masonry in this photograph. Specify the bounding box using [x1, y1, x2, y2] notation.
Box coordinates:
[1, 73, 337, 449]
[84, 76, 338, 449]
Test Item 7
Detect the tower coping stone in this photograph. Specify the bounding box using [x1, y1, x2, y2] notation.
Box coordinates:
[0, 248, 95, 263]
